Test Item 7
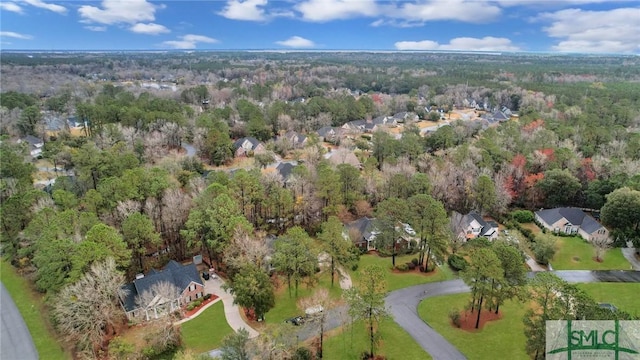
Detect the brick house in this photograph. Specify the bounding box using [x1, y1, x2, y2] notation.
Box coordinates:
[120, 260, 204, 321]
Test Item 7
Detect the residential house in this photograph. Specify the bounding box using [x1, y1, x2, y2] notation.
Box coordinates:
[450, 210, 499, 241]
[392, 112, 418, 123]
[341, 120, 366, 133]
[276, 161, 297, 187]
[343, 217, 415, 252]
[535, 208, 609, 242]
[372, 116, 397, 127]
[282, 131, 308, 149]
[325, 148, 361, 168]
[233, 137, 265, 157]
[316, 126, 342, 143]
[19, 135, 44, 158]
[120, 260, 205, 321]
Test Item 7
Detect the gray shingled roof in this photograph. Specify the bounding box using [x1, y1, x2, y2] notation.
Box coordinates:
[535, 207, 605, 235]
[345, 217, 378, 243]
[233, 137, 261, 150]
[276, 162, 296, 180]
[120, 260, 202, 312]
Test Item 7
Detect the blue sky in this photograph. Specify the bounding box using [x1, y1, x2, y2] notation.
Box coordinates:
[1, 0, 639, 53]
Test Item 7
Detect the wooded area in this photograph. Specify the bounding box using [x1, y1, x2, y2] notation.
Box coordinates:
[1, 51, 639, 359]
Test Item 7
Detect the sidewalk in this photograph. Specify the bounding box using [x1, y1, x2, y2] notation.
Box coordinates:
[205, 276, 259, 338]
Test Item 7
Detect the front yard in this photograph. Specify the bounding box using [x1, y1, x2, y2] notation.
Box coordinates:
[350, 253, 456, 292]
[323, 318, 431, 360]
[418, 293, 529, 360]
[180, 301, 234, 353]
[550, 236, 628, 270]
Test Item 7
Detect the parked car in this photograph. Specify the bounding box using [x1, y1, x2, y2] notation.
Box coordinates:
[285, 316, 305, 326]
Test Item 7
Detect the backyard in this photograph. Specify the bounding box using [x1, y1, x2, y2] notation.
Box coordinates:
[576, 283, 640, 315]
[0, 260, 69, 360]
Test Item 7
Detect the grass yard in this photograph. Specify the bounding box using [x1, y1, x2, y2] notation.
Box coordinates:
[418, 293, 529, 360]
[180, 300, 234, 353]
[576, 283, 640, 315]
[0, 261, 69, 360]
[323, 318, 431, 360]
[550, 236, 629, 270]
[350, 253, 456, 292]
[264, 270, 344, 325]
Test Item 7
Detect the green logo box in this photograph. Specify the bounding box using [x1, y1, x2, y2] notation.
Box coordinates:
[547, 320, 640, 360]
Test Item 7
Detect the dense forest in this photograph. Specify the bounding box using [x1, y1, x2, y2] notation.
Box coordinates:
[1, 51, 639, 359]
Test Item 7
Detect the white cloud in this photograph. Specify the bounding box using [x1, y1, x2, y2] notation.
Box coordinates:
[497, 0, 611, 6]
[536, 7, 640, 53]
[130, 22, 170, 35]
[79, 0, 161, 25]
[384, 0, 502, 25]
[85, 26, 107, 32]
[218, 0, 267, 21]
[296, 0, 378, 22]
[275, 36, 315, 48]
[21, 0, 66, 14]
[0, 31, 33, 40]
[395, 36, 520, 51]
[162, 34, 218, 49]
[0, 2, 24, 14]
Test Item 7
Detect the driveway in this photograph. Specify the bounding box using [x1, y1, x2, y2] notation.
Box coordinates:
[386, 270, 640, 360]
[204, 276, 259, 338]
[622, 248, 640, 270]
[0, 283, 38, 360]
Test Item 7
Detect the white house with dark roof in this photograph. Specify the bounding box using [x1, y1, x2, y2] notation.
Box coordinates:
[535, 208, 609, 242]
[120, 260, 204, 321]
[18, 135, 44, 158]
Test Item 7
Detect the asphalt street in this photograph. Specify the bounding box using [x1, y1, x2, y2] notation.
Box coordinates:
[0, 283, 38, 360]
[386, 270, 640, 360]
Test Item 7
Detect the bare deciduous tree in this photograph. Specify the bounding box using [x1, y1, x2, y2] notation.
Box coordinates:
[52, 258, 125, 355]
[297, 288, 332, 358]
[224, 228, 269, 275]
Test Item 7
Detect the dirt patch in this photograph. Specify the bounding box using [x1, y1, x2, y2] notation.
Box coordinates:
[592, 256, 604, 263]
[454, 309, 503, 332]
[572, 256, 581, 262]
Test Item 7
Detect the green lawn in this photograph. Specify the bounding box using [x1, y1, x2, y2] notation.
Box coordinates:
[265, 270, 344, 325]
[350, 253, 456, 292]
[550, 236, 629, 270]
[0, 260, 69, 360]
[576, 283, 640, 315]
[418, 293, 529, 360]
[180, 300, 234, 353]
[323, 318, 431, 360]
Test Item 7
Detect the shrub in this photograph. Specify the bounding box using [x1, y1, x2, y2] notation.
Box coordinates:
[449, 309, 461, 328]
[411, 258, 419, 266]
[448, 254, 468, 271]
[293, 347, 313, 360]
[533, 234, 556, 265]
[396, 263, 409, 271]
[204, 293, 211, 301]
[520, 228, 534, 241]
[351, 263, 359, 271]
[407, 262, 416, 270]
[511, 210, 534, 223]
[186, 303, 195, 311]
[108, 338, 135, 359]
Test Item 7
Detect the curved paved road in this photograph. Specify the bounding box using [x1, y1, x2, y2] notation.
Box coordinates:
[0, 283, 38, 360]
[386, 270, 640, 360]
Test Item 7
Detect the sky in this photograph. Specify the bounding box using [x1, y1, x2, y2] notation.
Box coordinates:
[0, 0, 639, 53]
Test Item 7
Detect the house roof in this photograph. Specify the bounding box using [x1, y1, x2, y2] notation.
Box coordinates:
[316, 126, 337, 137]
[345, 217, 378, 243]
[535, 208, 605, 235]
[233, 137, 261, 150]
[121, 260, 202, 312]
[22, 135, 43, 146]
[276, 162, 296, 180]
